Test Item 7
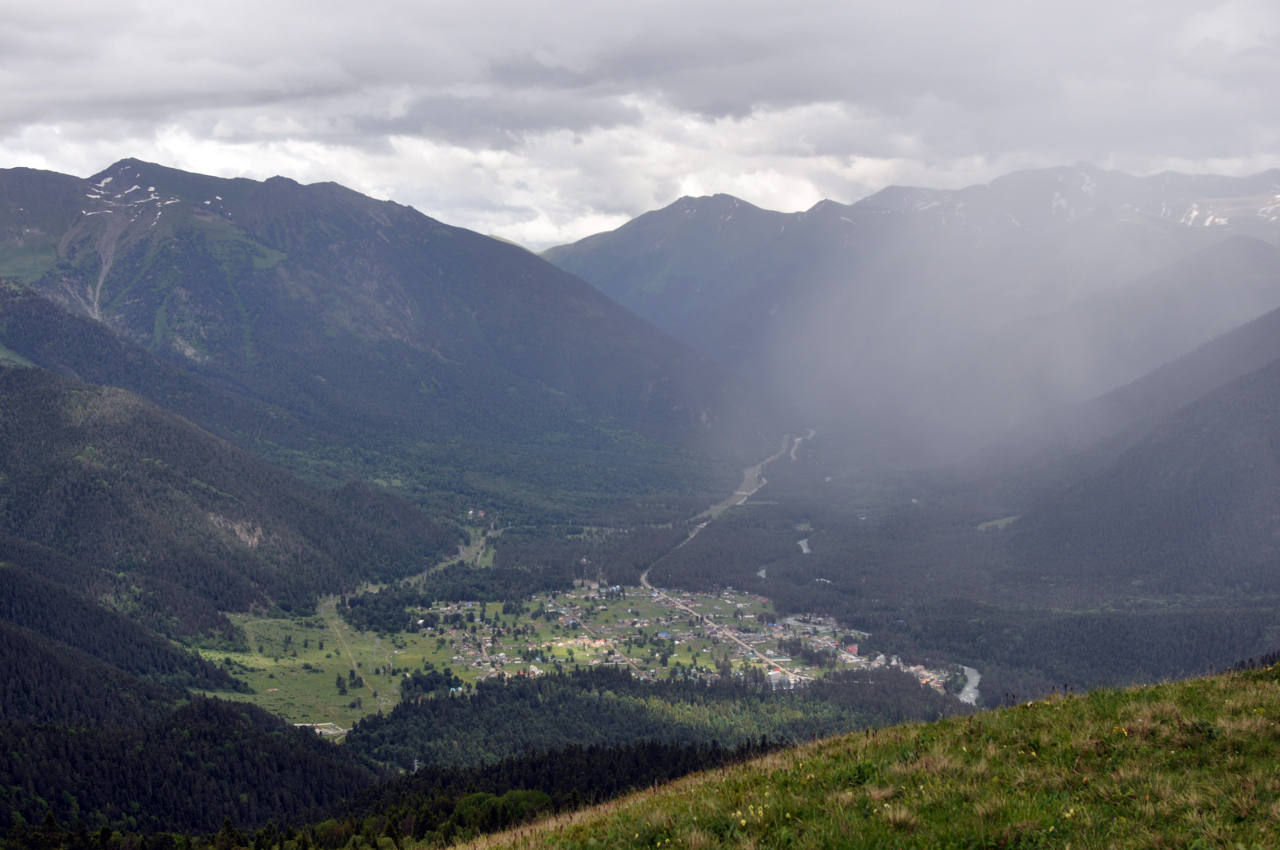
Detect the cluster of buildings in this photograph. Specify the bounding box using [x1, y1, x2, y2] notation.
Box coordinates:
[415, 584, 957, 697]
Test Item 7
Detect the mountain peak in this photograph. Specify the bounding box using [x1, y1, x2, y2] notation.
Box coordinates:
[850, 185, 945, 213]
[668, 192, 752, 213]
[804, 198, 849, 215]
[1, 156, 737, 478]
[89, 157, 163, 184]
[83, 159, 249, 211]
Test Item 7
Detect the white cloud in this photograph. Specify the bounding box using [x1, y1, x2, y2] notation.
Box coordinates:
[3, 0, 1280, 248]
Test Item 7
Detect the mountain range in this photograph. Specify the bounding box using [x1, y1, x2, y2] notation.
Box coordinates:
[5, 158, 1280, 843]
[547, 165, 1280, 463]
[1, 159, 757, 523]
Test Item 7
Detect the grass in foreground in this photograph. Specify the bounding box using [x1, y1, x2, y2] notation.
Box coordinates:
[459, 664, 1280, 849]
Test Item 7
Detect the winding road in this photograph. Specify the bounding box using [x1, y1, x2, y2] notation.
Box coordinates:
[639, 570, 811, 686]
[640, 430, 817, 685]
[675, 429, 814, 550]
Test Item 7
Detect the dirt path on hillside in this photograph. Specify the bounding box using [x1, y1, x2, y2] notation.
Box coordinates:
[319, 597, 361, 678]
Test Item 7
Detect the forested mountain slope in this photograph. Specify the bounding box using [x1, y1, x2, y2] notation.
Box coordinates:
[0, 697, 378, 835]
[1078, 294, 1280, 446]
[1009, 352, 1280, 603]
[0, 160, 760, 521]
[0, 365, 457, 634]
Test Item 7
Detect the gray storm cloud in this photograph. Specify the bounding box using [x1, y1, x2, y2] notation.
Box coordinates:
[1, 0, 1278, 246]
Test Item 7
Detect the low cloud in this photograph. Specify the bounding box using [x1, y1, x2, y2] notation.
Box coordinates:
[2, 0, 1279, 247]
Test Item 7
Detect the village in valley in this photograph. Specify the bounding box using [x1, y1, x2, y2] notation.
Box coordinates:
[201, 578, 966, 736]
[443, 580, 955, 695]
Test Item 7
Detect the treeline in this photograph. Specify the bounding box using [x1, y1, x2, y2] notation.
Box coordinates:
[0, 698, 376, 836]
[0, 735, 778, 850]
[492, 525, 689, 588]
[345, 665, 961, 771]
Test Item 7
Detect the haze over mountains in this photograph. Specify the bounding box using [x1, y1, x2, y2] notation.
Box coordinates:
[542, 163, 1280, 696]
[6, 157, 1280, 662]
[7, 157, 1280, 843]
[547, 164, 1280, 464]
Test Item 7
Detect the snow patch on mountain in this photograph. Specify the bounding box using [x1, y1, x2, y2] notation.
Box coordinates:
[1257, 196, 1280, 220]
[1080, 171, 1097, 196]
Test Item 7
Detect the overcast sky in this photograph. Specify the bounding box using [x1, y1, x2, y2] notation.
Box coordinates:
[3, 0, 1278, 248]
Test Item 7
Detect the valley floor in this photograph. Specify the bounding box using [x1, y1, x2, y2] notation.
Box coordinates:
[198, 426, 978, 730]
[198, 582, 965, 732]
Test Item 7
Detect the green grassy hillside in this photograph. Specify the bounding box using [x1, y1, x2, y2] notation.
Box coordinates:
[463, 663, 1280, 849]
